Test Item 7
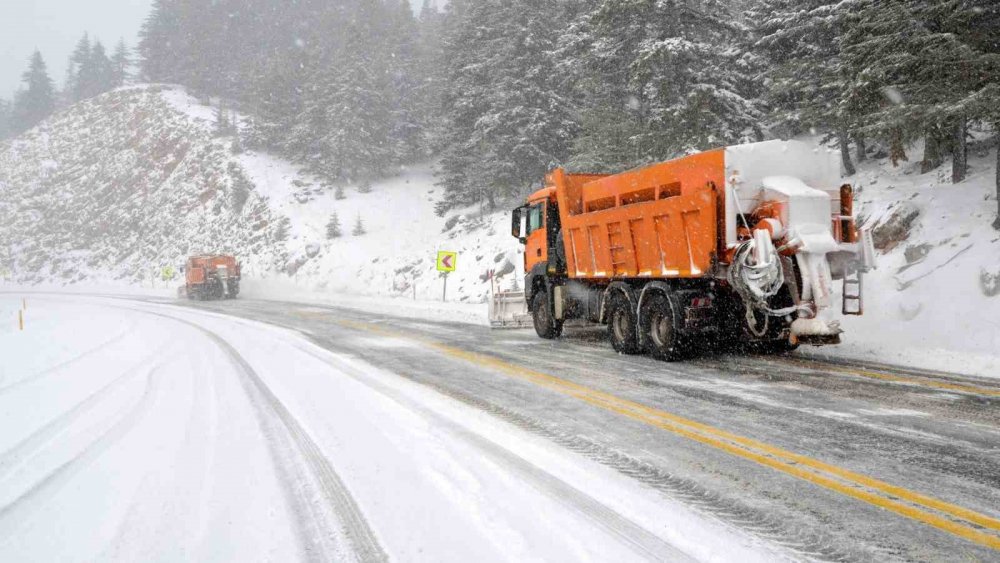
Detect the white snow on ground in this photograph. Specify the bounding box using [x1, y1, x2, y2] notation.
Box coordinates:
[0, 295, 784, 562]
[803, 139, 1000, 378]
[236, 154, 523, 305]
[165, 85, 525, 306]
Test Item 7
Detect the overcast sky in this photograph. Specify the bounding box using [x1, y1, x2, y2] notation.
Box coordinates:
[1, 1, 433, 101]
[0, 0, 153, 99]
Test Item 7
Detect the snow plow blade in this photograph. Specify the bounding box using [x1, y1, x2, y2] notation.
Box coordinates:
[489, 290, 531, 329]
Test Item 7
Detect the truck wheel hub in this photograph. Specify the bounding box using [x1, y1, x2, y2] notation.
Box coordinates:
[651, 313, 670, 347]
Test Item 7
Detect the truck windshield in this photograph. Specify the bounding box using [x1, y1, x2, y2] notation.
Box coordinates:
[527, 203, 544, 234]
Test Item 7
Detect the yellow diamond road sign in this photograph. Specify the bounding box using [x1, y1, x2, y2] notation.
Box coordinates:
[436, 251, 457, 272]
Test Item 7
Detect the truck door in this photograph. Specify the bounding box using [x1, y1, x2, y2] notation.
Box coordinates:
[524, 202, 547, 274]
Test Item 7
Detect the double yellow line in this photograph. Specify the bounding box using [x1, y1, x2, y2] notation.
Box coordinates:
[796, 360, 1000, 398]
[336, 319, 1000, 550]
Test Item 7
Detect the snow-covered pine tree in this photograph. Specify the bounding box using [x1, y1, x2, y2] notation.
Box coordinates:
[178, 0, 229, 96]
[326, 212, 342, 239]
[215, 100, 231, 136]
[133, 0, 430, 186]
[64, 33, 92, 104]
[352, 214, 366, 236]
[312, 2, 393, 183]
[273, 216, 291, 242]
[0, 98, 11, 140]
[138, 0, 180, 82]
[841, 0, 1000, 183]
[89, 41, 118, 98]
[570, 0, 761, 171]
[751, 0, 858, 174]
[138, 0, 183, 83]
[414, 0, 447, 154]
[335, 186, 346, 200]
[10, 51, 56, 134]
[436, 0, 577, 214]
[111, 39, 132, 87]
[433, 0, 486, 215]
[384, 0, 424, 164]
[228, 165, 252, 213]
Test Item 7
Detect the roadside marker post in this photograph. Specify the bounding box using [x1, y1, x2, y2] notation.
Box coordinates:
[436, 251, 458, 302]
[18, 309, 23, 331]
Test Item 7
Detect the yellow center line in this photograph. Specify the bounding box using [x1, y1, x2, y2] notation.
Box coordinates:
[335, 319, 1000, 549]
[795, 360, 1000, 398]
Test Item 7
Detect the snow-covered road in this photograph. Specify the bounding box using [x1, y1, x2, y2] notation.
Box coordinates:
[0, 295, 777, 562]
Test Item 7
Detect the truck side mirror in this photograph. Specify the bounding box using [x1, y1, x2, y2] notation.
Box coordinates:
[511, 206, 528, 241]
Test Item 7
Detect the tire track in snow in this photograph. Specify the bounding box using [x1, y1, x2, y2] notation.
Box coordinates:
[295, 344, 698, 563]
[301, 335, 864, 562]
[140, 311, 387, 563]
[0, 364, 163, 543]
[197, 300, 859, 560]
[0, 324, 135, 396]
[0, 343, 171, 480]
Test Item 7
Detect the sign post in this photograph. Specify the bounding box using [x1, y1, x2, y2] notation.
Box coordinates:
[436, 251, 458, 302]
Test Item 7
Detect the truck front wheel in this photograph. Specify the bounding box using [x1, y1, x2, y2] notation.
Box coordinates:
[641, 293, 686, 361]
[607, 292, 640, 354]
[532, 291, 563, 339]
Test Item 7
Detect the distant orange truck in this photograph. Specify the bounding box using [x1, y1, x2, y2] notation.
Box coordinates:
[184, 255, 241, 300]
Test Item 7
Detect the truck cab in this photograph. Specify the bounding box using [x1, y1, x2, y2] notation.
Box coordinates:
[512, 187, 566, 310]
[512, 188, 557, 273]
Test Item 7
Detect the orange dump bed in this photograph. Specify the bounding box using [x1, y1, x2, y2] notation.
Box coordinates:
[186, 255, 239, 284]
[552, 150, 724, 279]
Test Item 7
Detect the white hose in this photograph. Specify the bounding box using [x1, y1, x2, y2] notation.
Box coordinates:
[727, 236, 811, 337]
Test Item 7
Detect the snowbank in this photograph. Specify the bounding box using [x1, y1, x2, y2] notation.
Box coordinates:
[803, 138, 1000, 378]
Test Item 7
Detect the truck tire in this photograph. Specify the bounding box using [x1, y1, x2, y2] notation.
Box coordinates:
[607, 292, 640, 354]
[641, 292, 686, 361]
[532, 291, 563, 339]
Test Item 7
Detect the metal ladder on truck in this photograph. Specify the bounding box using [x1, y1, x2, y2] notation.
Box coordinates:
[607, 222, 630, 276]
[842, 269, 863, 315]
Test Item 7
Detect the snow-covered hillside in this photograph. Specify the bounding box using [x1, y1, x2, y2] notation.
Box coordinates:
[0, 86, 286, 284]
[230, 152, 519, 306]
[819, 139, 1000, 375]
[0, 85, 521, 305]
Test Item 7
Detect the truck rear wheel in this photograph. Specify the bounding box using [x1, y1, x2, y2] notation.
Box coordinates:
[641, 293, 686, 361]
[532, 291, 562, 339]
[607, 292, 640, 354]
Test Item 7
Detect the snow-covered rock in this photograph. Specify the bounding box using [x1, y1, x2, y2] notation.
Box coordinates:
[0, 85, 285, 284]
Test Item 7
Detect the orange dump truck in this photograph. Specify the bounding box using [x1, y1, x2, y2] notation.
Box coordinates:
[184, 255, 241, 300]
[506, 140, 875, 359]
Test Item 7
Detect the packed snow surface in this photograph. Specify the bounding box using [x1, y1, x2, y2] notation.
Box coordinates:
[0, 295, 781, 561]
